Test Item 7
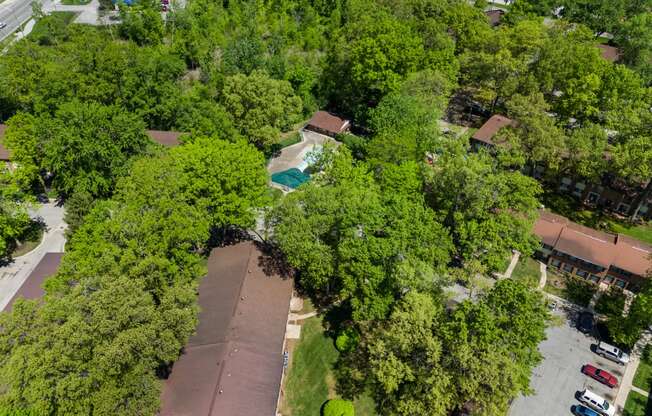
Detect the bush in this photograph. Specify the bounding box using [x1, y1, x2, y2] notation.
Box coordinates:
[335, 328, 359, 353]
[323, 399, 355, 416]
[563, 275, 596, 307]
[595, 288, 626, 316]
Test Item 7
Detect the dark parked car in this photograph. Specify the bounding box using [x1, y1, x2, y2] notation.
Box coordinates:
[0, 22, 7, 30]
[577, 311, 595, 334]
[573, 404, 600, 416]
[582, 364, 618, 388]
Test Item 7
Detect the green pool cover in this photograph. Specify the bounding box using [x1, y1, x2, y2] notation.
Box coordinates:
[271, 168, 311, 189]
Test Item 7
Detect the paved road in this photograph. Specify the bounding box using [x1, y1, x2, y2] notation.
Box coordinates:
[509, 307, 625, 416]
[0, 0, 33, 42]
[0, 201, 66, 310]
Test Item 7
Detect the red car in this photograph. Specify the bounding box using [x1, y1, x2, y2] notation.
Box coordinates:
[582, 364, 618, 388]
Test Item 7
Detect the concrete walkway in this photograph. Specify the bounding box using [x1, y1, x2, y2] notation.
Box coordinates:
[0, 201, 66, 310]
[538, 261, 547, 289]
[614, 331, 652, 410]
[502, 250, 520, 279]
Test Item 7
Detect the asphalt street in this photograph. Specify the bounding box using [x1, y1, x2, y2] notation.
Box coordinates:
[0, 0, 33, 42]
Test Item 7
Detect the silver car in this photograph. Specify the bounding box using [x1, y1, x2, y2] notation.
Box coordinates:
[596, 341, 630, 365]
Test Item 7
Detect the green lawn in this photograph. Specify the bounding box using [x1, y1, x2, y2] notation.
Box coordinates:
[281, 316, 377, 416]
[623, 390, 650, 416]
[511, 257, 541, 289]
[633, 346, 652, 393]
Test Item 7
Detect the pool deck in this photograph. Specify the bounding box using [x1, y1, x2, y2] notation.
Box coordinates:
[267, 130, 337, 174]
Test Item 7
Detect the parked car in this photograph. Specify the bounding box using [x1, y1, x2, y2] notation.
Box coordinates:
[582, 364, 618, 387]
[577, 311, 595, 334]
[0, 22, 7, 30]
[578, 389, 616, 416]
[596, 341, 630, 365]
[572, 404, 600, 416]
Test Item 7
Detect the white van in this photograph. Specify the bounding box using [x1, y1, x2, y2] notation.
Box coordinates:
[579, 389, 615, 416]
[596, 341, 630, 365]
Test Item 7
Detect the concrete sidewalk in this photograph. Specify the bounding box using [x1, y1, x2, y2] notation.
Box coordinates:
[0, 202, 66, 310]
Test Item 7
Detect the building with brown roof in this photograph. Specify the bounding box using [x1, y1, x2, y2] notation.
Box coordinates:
[0, 124, 10, 162]
[3, 252, 63, 312]
[485, 9, 505, 27]
[597, 44, 621, 63]
[469, 114, 515, 150]
[304, 111, 350, 137]
[146, 130, 183, 147]
[159, 242, 293, 416]
[534, 212, 651, 290]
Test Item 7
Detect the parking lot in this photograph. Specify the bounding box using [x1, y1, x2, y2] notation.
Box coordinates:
[509, 306, 625, 416]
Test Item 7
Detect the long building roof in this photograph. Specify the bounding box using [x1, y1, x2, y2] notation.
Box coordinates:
[2, 252, 63, 312]
[159, 241, 293, 416]
[534, 212, 651, 276]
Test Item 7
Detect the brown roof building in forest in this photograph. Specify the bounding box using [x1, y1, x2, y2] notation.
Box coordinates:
[159, 242, 293, 416]
[597, 44, 621, 62]
[2, 252, 63, 312]
[534, 211, 651, 290]
[469, 114, 515, 150]
[146, 130, 183, 147]
[0, 124, 10, 162]
[304, 111, 350, 137]
[485, 9, 505, 27]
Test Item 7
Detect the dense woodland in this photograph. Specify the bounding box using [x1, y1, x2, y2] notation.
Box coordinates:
[0, 0, 650, 414]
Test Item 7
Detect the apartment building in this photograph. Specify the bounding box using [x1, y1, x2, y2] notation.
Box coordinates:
[470, 116, 652, 220]
[533, 211, 651, 291]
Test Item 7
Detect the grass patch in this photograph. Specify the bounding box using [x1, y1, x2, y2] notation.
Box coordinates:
[511, 257, 541, 288]
[633, 345, 652, 393]
[61, 0, 91, 4]
[28, 12, 78, 45]
[594, 287, 626, 316]
[10, 220, 45, 258]
[543, 270, 596, 307]
[623, 390, 650, 416]
[282, 317, 339, 416]
[281, 316, 377, 416]
[541, 191, 652, 244]
[278, 132, 302, 148]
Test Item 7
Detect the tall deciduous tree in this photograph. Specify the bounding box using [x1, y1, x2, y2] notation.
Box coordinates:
[425, 141, 541, 272]
[43, 101, 150, 199]
[269, 149, 452, 321]
[222, 70, 303, 151]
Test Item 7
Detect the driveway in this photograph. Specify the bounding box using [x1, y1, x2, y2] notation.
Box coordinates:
[0, 201, 66, 310]
[267, 130, 337, 174]
[509, 306, 625, 416]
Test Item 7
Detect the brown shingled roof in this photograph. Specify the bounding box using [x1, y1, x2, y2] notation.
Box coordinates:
[485, 9, 505, 27]
[3, 253, 63, 312]
[597, 44, 621, 62]
[613, 235, 652, 277]
[159, 242, 293, 416]
[533, 211, 651, 277]
[146, 130, 183, 147]
[305, 111, 350, 136]
[555, 225, 616, 268]
[0, 124, 10, 161]
[533, 211, 568, 247]
[471, 115, 514, 146]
